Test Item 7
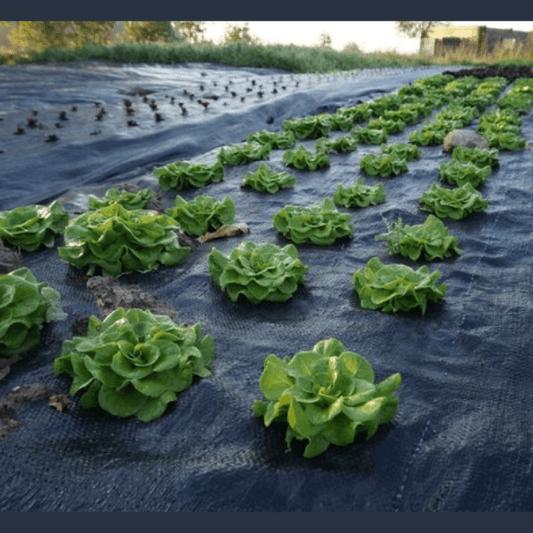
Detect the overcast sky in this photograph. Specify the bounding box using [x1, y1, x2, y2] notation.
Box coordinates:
[201, 21, 533, 54]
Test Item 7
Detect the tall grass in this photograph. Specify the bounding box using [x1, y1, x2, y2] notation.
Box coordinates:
[1, 40, 533, 72]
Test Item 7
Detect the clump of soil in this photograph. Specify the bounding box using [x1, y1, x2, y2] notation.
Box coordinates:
[0, 384, 71, 441]
[86, 275, 178, 320]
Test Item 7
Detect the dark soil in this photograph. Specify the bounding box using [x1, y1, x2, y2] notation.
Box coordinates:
[0, 384, 71, 441]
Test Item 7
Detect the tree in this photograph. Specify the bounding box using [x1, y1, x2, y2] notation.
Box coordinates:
[1, 21, 116, 51]
[342, 42, 363, 55]
[124, 21, 175, 43]
[395, 21, 450, 39]
[172, 21, 206, 43]
[318, 32, 332, 49]
[224, 22, 259, 45]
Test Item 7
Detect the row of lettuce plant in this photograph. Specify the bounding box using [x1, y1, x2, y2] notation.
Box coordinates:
[2, 71, 530, 456]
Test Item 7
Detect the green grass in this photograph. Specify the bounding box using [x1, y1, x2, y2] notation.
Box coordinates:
[0, 41, 436, 72]
[2, 40, 532, 73]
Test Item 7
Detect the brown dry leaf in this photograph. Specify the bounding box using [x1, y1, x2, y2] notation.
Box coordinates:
[197, 223, 250, 243]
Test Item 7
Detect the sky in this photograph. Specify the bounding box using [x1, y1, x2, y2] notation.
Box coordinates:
[201, 21, 533, 55]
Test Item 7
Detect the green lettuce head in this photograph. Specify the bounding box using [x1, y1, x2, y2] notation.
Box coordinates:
[253, 338, 402, 458]
[1, 267, 67, 357]
[57, 203, 191, 276]
[53, 308, 215, 422]
[241, 163, 296, 194]
[153, 160, 225, 191]
[207, 240, 309, 304]
[165, 194, 235, 237]
[0, 200, 69, 252]
[273, 198, 354, 246]
[88, 187, 156, 211]
[420, 182, 489, 220]
[375, 215, 463, 261]
[353, 257, 446, 315]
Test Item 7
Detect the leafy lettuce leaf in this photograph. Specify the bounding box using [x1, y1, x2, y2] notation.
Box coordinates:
[439, 160, 492, 188]
[246, 129, 297, 149]
[241, 163, 296, 193]
[53, 308, 214, 422]
[165, 194, 235, 237]
[350, 126, 389, 145]
[1, 267, 67, 357]
[282, 146, 330, 171]
[359, 153, 409, 178]
[217, 141, 272, 166]
[381, 142, 421, 161]
[88, 187, 156, 211]
[253, 337, 402, 458]
[153, 160, 225, 191]
[367, 117, 406, 134]
[375, 215, 463, 261]
[58, 203, 191, 276]
[207, 240, 309, 304]
[420, 182, 489, 220]
[450, 145, 500, 169]
[333, 178, 386, 208]
[315, 135, 358, 154]
[353, 256, 446, 314]
[273, 198, 354, 246]
[0, 200, 69, 252]
[282, 114, 332, 139]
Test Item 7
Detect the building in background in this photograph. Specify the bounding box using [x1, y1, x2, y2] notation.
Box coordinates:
[420, 25, 532, 56]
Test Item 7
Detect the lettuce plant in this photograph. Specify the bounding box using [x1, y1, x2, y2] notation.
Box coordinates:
[315, 135, 358, 154]
[246, 129, 297, 149]
[207, 240, 309, 304]
[0, 200, 69, 252]
[381, 142, 421, 161]
[359, 153, 408, 178]
[53, 308, 214, 422]
[334, 103, 372, 124]
[282, 114, 332, 139]
[439, 160, 492, 188]
[353, 257, 446, 314]
[1, 267, 66, 356]
[273, 198, 354, 246]
[478, 109, 522, 131]
[420, 182, 489, 220]
[367, 117, 406, 134]
[350, 126, 389, 145]
[333, 178, 386, 208]
[497, 93, 533, 115]
[217, 141, 272, 166]
[88, 187, 155, 211]
[483, 131, 528, 151]
[153, 160, 224, 191]
[408, 124, 449, 146]
[58, 203, 191, 276]
[375, 215, 462, 261]
[253, 337, 402, 458]
[450, 145, 499, 169]
[382, 107, 421, 126]
[282, 146, 330, 171]
[241, 163, 296, 193]
[165, 194, 235, 237]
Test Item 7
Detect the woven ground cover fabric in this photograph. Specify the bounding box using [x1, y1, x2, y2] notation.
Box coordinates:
[1, 62, 533, 511]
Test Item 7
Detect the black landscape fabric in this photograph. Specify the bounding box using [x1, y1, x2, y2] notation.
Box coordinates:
[1, 61, 533, 511]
